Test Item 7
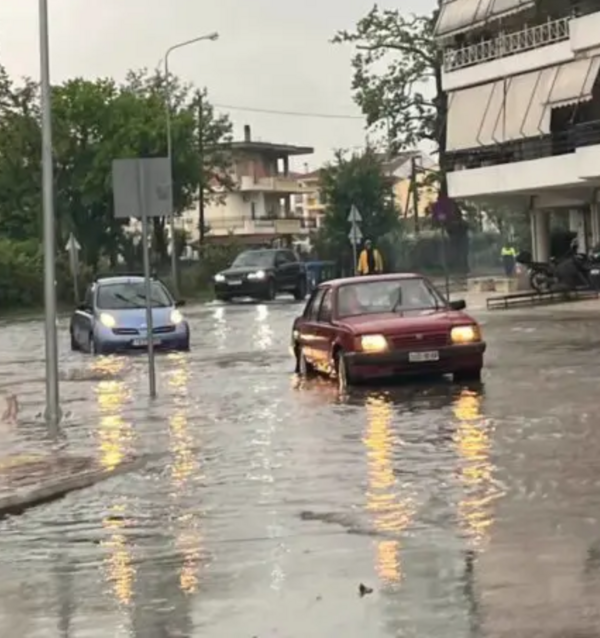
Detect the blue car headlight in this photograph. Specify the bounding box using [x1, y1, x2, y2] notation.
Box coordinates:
[99, 312, 116, 328]
[170, 309, 184, 325]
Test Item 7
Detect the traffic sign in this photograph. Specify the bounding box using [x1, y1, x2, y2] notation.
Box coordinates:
[348, 223, 363, 243]
[432, 196, 452, 222]
[348, 205, 362, 223]
[65, 233, 80, 252]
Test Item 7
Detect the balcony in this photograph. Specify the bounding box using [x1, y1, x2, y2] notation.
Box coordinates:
[239, 175, 305, 193]
[446, 120, 600, 199]
[206, 216, 305, 236]
[443, 16, 570, 72]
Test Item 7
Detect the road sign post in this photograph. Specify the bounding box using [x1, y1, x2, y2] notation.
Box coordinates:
[65, 233, 81, 305]
[432, 197, 452, 300]
[112, 157, 172, 398]
[347, 205, 363, 274]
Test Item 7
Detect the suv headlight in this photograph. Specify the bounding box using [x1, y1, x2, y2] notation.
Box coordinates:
[99, 312, 116, 328]
[360, 334, 388, 352]
[214, 274, 225, 282]
[248, 270, 266, 280]
[170, 309, 183, 325]
[451, 325, 480, 343]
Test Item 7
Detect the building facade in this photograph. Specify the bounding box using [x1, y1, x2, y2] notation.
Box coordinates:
[181, 125, 313, 245]
[437, 0, 600, 259]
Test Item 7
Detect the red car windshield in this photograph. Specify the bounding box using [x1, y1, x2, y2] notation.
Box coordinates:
[338, 278, 444, 317]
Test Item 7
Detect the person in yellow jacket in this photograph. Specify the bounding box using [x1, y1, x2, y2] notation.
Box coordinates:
[357, 239, 384, 275]
[500, 243, 517, 277]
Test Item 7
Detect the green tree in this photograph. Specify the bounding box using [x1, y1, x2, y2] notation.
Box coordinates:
[0, 66, 42, 241]
[316, 148, 400, 269]
[334, 5, 470, 272]
[0, 64, 233, 267]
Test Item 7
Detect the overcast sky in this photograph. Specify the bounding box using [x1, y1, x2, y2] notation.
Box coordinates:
[0, 0, 434, 169]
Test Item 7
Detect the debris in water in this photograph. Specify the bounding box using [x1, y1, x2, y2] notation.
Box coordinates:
[358, 583, 373, 597]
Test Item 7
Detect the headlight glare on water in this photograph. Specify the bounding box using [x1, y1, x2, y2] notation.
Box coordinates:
[360, 334, 388, 352]
[451, 325, 479, 343]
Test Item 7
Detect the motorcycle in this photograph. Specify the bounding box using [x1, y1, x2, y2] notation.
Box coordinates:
[517, 239, 594, 293]
[516, 250, 558, 293]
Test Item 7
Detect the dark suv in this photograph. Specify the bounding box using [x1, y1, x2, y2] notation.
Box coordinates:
[213, 248, 307, 301]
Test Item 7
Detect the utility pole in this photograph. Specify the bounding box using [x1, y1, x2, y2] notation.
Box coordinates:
[410, 155, 420, 234]
[197, 92, 205, 244]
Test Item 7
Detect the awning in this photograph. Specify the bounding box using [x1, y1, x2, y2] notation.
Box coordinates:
[446, 84, 493, 151]
[446, 58, 600, 151]
[434, 0, 534, 40]
[546, 57, 600, 108]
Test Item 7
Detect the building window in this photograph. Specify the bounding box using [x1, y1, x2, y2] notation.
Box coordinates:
[251, 202, 256, 219]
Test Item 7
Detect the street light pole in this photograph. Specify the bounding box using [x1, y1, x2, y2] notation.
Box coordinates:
[39, 0, 61, 432]
[163, 32, 218, 295]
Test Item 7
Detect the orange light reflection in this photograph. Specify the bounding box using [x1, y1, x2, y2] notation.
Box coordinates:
[167, 353, 203, 594]
[452, 389, 498, 547]
[92, 356, 136, 607]
[364, 393, 414, 584]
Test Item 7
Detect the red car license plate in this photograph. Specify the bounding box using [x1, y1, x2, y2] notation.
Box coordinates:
[408, 351, 439, 362]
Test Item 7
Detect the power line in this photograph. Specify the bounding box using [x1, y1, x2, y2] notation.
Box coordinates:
[213, 102, 364, 120]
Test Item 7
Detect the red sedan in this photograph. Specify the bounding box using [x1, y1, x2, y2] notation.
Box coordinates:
[291, 273, 485, 386]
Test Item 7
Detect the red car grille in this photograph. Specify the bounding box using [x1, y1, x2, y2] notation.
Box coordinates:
[390, 332, 449, 349]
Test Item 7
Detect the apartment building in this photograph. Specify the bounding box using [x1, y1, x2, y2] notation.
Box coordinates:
[438, 0, 600, 259]
[180, 125, 313, 245]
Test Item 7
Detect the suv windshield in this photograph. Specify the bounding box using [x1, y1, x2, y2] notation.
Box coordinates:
[232, 250, 275, 268]
[96, 281, 172, 309]
[338, 278, 444, 317]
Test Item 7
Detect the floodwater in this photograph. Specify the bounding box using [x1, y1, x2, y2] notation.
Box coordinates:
[1, 300, 600, 637]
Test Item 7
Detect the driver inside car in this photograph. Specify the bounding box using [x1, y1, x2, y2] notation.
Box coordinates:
[339, 285, 364, 315]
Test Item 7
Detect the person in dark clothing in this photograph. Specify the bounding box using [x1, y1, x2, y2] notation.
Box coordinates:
[357, 239, 383, 275]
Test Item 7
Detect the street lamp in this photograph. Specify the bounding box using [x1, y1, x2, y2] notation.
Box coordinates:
[163, 32, 219, 295]
[39, 0, 61, 433]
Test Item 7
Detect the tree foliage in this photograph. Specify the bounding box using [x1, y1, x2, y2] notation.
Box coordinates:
[316, 148, 401, 269]
[333, 7, 443, 161]
[0, 64, 233, 268]
[334, 5, 472, 270]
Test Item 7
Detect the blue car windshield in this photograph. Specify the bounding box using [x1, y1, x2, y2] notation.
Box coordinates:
[96, 281, 172, 309]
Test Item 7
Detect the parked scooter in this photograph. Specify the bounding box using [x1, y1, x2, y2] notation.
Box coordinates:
[515, 250, 558, 293]
[517, 238, 593, 293]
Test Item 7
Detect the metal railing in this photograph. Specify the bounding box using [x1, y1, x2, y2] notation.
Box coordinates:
[445, 119, 600, 171]
[444, 17, 570, 72]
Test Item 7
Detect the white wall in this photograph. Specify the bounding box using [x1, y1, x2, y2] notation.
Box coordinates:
[442, 11, 600, 93]
[447, 146, 600, 200]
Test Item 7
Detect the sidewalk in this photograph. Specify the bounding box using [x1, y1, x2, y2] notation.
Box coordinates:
[0, 452, 146, 519]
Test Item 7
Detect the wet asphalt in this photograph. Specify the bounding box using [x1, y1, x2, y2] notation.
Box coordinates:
[1, 298, 600, 637]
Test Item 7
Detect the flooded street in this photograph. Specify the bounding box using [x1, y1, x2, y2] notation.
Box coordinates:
[1, 300, 600, 637]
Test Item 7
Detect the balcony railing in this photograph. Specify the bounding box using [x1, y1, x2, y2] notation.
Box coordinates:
[445, 119, 600, 171]
[239, 175, 305, 193]
[444, 16, 570, 72]
[206, 216, 306, 235]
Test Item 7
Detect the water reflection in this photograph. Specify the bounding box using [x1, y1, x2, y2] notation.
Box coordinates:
[167, 352, 203, 595]
[363, 392, 414, 585]
[92, 357, 133, 470]
[212, 306, 228, 351]
[92, 356, 137, 607]
[254, 304, 273, 350]
[249, 386, 286, 591]
[452, 388, 499, 547]
[101, 501, 135, 606]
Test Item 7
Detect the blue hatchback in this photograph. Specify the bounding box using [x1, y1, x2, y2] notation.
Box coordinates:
[69, 275, 190, 355]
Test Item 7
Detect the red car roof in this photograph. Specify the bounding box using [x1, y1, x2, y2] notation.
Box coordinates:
[322, 273, 423, 288]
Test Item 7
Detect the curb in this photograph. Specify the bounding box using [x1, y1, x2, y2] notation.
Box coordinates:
[0, 456, 148, 519]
